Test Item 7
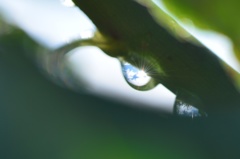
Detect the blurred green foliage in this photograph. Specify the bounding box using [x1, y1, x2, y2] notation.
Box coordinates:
[1, 1, 240, 159]
[0, 28, 206, 159]
[162, 0, 240, 61]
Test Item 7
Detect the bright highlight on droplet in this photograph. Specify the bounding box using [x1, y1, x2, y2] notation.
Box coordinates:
[60, 0, 75, 7]
[121, 62, 151, 87]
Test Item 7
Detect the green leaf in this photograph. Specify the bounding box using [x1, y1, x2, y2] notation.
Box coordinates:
[73, 0, 240, 113]
[161, 0, 240, 61]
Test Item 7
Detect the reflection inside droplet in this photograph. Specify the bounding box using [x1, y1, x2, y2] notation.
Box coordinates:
[121, 61, 151, 87]
[174, 100, 207, 118]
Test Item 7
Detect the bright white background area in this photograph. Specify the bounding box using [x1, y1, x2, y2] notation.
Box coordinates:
[0, 0, 176, 113]
[0, 0, 95, 49]
[65, 46, 175, 112]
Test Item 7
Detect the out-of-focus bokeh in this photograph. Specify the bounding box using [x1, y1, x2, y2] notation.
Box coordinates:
[1, 0, 240, 159]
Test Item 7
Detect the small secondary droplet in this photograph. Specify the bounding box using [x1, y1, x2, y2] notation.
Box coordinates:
[121, 61, 151, 87]
[174, 100, 207, 118]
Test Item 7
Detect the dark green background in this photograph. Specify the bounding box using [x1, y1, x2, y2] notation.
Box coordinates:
[1, 0, 240, 156]
[1, 30, 240, 159]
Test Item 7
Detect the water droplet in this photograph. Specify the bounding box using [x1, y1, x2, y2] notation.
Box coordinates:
[174, 100, 207, 118]
[60, 0, 75, 7]
[120, 60, 156, 90]
[122, 61, 151, 86]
